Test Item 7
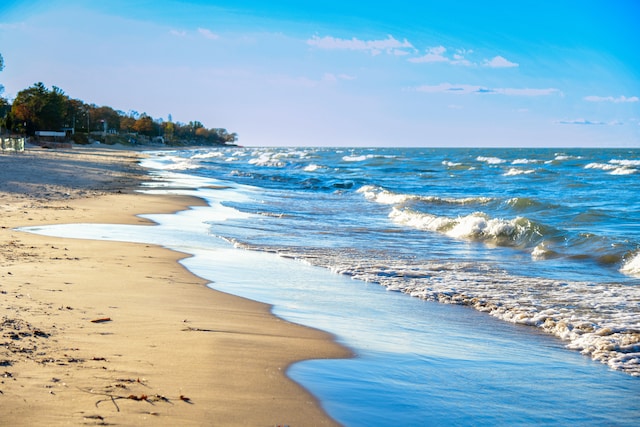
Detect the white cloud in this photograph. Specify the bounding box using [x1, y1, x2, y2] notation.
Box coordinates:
[414, 83, 559, 96]
[408, 46, 449, 63]
[409, 46, 475, 66]
[322, 73, 356, 82]
[409, 49, 515, 68]
[584, 95, 639, 103]
[483, 55, 519, 68]
[309, 36, 518, 71]
[451, 52, 473, 66]
[307, 35, 414, 56]
[170, 29, 187, 37]
[198, 28, 219, 40]
[337, 73, 356, 80]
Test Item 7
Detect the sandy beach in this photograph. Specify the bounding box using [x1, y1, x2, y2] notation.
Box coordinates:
[0, 146, 351, 426]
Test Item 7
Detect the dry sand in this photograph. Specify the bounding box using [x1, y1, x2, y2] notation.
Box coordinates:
[0, 146, 352, 426]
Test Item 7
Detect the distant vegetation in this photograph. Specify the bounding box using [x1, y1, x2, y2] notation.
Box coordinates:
[0, 53, 237, 147]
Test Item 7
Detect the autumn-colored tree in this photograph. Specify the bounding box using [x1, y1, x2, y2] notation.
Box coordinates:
[119, 115, 136, 133]
[133, 113, 154, 136]
[195, 127, 209, 138]
[11, 82, 70, 134]
[90, 105, 120, 132]
[1, 71, 237, 144]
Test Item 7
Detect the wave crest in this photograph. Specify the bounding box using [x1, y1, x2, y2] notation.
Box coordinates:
[357, 185, 493, 206]
[621, 252, 640, 277]
[389, 208, 542, 248]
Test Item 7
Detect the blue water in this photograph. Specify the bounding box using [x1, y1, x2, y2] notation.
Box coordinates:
[20, 147, 640, 425]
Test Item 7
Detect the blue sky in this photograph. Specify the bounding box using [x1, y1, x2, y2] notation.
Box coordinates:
[1, 0, 638, 147]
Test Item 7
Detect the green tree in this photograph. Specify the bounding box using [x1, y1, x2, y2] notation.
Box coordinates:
[65, 98, 88, 132]
[163, 120, 175, 142]
[10, 82, 70, 133]
[41, 86, 68, 129]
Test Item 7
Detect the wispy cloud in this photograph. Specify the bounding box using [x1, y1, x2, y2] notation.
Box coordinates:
[483, 55, 518, 68]
[409, 47, 517, 68]
[584, 95, 639, 103]
[322, 73, 356, 82]
[414, 83, 559, 96]
[170, 29, 187, 37]
[408, 46, 449, 63]
[408, 46, 476, 66]
[198, 28, 219, 40]
[308, 35, 519, 70]
[555, 118, 623, 125]
[307, 35, 414, 56]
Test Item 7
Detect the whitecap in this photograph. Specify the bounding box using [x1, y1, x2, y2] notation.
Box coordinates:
[503, 168, 535, 176]
[512, 158, 540, 165]
[248, 152, 285, 167]
[442, 160, 462, 167]
[585, 161, 637, 175]
[610, 159, 640, 167]
[610, 167, 637, 175]
[304, 163, 323, 172]
[476, 156, 506, 164]
[621, 252, 640, 277]
[192, 151, 225, 160]
[389, 208, 529, 246]
[358, 186, 413, 204]
[358, 186, 492, 206]
[531, 243, 559, 260]
[343, 155, 368, 162]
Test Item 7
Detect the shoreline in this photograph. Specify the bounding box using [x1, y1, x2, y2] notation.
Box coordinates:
[1, 146, 351, 426]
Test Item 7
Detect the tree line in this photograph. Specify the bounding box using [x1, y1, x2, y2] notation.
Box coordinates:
[0, 54, 237, 146]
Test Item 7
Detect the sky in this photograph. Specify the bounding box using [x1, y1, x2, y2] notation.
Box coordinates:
[0, 0, 639, 147]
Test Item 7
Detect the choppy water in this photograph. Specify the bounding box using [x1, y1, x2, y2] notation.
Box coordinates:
[20, 146, 640, 425]
[143, 147, 640, 378]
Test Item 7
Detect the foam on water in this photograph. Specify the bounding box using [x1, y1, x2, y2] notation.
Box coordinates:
[303, 163, 323, 172]
[135, 147, 640, 378]
[388, 207, 536, 247]
[621, 252, 640, 277]
[476, 155, 507, 164]
[585, 158, 639, 175]
[512, 158, 542, 164]
[17, 155, 640, 425]
[238, 240, 640, 377]
[358, 185, 493, 206]
[504, 167, 536, 176]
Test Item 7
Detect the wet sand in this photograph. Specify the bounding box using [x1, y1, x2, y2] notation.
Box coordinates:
[0, 146, 351, 426]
